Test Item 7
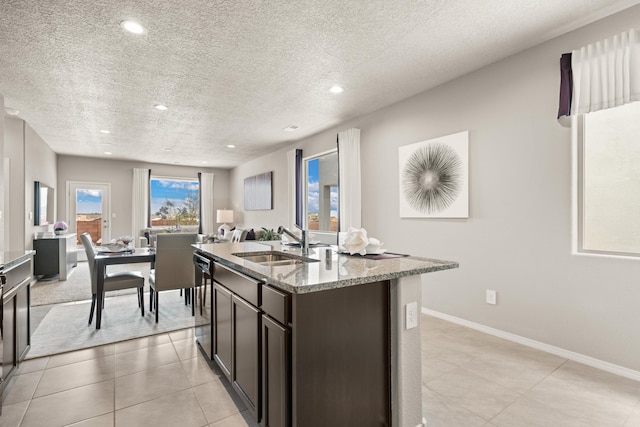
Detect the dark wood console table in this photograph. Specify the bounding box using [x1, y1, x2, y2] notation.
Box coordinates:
[33, 233, 78, 280]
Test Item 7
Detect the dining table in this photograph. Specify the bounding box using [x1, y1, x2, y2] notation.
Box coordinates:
[93, 247, 156, 329]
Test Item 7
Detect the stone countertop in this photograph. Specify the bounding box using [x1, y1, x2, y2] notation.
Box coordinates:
[194, 241, 458, 294]
[0, 250, 35, 271]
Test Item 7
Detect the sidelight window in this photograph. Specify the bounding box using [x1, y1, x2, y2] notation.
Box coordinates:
[578, 102, 640, 256]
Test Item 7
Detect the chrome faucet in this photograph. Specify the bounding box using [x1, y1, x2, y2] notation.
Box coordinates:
[277, 226, 309, 254]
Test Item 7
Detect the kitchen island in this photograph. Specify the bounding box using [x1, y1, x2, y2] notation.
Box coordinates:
[193, 241, 457, 427]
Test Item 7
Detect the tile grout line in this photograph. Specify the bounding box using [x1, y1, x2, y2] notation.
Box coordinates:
[10, 360, 47, 426]
[112, 339, 193, 413]
[181, 347, 214, 426]
[621, 399, 640, 426]
[112, 350, 116, 426]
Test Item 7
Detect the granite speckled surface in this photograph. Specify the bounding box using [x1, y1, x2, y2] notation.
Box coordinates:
[0, 250, 35, 271]
[194, 242, 458, 294]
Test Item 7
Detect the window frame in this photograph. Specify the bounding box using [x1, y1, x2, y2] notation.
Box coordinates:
[303, 148, 339, 238]
[148, 175, 201, 230]
[576, 110, 640, 259]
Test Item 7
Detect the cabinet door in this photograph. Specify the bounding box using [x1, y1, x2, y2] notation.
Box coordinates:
[2, 295, 16, 381]
[33, 239, 60, 276]
[16, 284, 30, 361]
[232, 294, 260, 420]
[262, 315, 290, 427]
[213, 283, 232, 380]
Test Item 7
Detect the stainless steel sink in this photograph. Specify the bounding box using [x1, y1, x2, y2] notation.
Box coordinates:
[232, 251, 319, 266]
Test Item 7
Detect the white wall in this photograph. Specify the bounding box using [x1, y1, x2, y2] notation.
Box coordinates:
[229, 5, 640, 372]
[230, 129, 337, 230]
[0, 95, 5, 251]
[24, 123, 58, 250]
[3, 116, 58, 252]
[57, 155, 230, 239]
[4, 117, 26, 252]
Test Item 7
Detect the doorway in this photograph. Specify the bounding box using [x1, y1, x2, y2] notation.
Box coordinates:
[67, 182, 111, 259]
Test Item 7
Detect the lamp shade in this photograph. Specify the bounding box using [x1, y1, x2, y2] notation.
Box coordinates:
[216, 209, 234, 223]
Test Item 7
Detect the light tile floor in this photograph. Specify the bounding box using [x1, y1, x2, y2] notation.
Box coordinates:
[1, 328, 258, 427]
[421, 315, 640, 427]
[1, 315, 639, 426]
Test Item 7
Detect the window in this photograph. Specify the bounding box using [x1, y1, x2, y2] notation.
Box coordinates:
[150, 177, 199, 229]
[579, 102, 640, 256]
[305, 151, 339, 232]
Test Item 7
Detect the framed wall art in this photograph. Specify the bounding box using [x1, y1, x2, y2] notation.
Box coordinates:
[398, 131, 469, 218]
[244, 171, 273, 210]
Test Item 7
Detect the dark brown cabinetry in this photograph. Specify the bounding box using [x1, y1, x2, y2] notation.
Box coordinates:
[3, 281, 30, 377]
[290, 281, 390, 427]
[261, 284, 290, 427]
[213, 283, 232, 379]
[1, 254, 33, 412]
[211, 263, 261, 421]
[261, 314, 289, 427]
[231, 295, 260, 419]
[194, 251, 389, 427]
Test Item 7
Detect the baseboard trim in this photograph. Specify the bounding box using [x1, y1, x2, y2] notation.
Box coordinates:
[422, 308, 640, 382]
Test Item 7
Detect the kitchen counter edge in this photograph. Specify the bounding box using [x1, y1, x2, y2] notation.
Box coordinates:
[194, 242, 458, 294]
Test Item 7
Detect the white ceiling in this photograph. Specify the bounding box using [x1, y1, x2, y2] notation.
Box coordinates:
[1, 0, 638, 168]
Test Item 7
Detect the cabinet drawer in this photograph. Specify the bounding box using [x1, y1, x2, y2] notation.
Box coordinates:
[2, 258, 32, 295]
[213, 262, 259, 306]
[262, 285, 290, 325]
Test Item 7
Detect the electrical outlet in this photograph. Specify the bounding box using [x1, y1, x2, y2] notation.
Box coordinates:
[406, 301, 418, 329]
[486, 290, 497, 305]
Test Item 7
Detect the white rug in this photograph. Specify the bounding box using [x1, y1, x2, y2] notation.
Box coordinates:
[29, 290, 206, 358]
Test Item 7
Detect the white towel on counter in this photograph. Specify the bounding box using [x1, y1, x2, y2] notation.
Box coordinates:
[339, 228, 385, 255]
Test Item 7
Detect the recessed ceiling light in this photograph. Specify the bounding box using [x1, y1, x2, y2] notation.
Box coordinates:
[154, 104, 168, 111]
[283, 125, 299, 132]
[226, 144, 236, 149]
[164, 148, 173, 152]
[4, 107, 19, 116]
[202, 161, 208, 164]
[329, 85, 344, 94]
[120, 20, 145, 34]
[103, 151, 113, 155]
[99, 129, 111, 134]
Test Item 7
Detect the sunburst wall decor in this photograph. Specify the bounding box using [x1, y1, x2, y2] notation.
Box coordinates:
[399, 131, 469, 218]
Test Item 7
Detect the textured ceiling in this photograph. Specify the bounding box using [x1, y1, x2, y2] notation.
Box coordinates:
[1, 0, 638, 168]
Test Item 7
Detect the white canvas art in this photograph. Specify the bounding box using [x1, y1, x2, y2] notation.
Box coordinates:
[399, 131, 469, 218]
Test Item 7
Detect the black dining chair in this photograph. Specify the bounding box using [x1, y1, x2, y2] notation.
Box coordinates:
[80, 232, 145, 325]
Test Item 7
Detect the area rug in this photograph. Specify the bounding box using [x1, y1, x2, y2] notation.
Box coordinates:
[31, 261, 149, 306]
[28, 290, 206, 358]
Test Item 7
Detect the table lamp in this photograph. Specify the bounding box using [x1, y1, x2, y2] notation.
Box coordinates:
[216, 209, 234, 238]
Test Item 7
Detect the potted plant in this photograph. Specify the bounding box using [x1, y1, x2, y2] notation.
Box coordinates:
[53, 221, 68, 235]
[258, 227, 281, 241]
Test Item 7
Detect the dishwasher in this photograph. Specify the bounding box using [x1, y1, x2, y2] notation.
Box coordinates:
[193, 253, 213, 359]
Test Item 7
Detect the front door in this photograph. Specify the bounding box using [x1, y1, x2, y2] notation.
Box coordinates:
[67, 182, 111, 249]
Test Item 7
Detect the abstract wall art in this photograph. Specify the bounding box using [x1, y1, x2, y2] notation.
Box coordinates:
[399, 131, 469, 218]
[244, 171, 273, 210]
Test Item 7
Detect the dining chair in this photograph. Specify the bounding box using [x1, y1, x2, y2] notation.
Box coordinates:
[149, 233, 197, 322]
[80, 233, 145, 325]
